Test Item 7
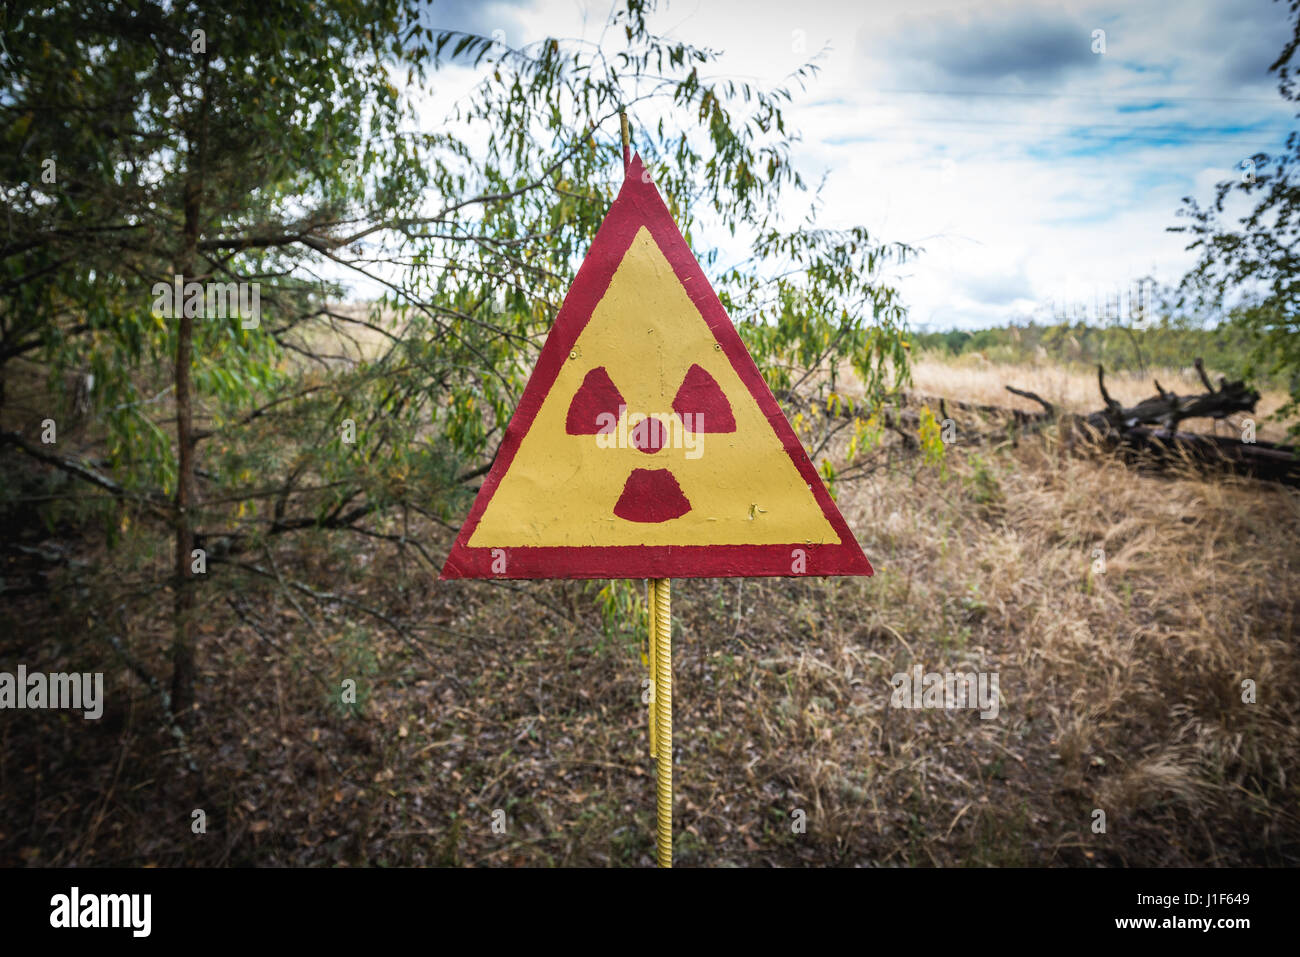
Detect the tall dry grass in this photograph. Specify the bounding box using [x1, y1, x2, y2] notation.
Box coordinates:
[817, 432, 1300, 864]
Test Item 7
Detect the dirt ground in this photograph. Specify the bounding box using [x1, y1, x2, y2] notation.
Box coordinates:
[2, 359, 1298, 867]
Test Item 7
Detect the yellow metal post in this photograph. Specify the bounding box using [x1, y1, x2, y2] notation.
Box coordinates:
[646, 579, 657, 757]
[653, 577, 672, 867]
[620, 110, 631, 171]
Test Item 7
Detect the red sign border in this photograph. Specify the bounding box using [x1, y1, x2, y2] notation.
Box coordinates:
[441, 155, 873, 580]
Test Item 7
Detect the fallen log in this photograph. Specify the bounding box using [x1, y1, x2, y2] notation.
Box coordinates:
[1087, 358, 1260, 432]
[805, 358, 1295, 486]
[1073, 420, 1299, 484]
[1026, 359, 1298, 486]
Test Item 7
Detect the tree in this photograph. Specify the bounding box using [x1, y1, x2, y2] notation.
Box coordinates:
[1171, 0, 1300, 433]
[3, 0, 426, 714]
[1, 0, 912, 714]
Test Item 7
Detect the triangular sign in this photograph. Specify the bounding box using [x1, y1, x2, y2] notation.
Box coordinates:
[441, 155, 873, 580]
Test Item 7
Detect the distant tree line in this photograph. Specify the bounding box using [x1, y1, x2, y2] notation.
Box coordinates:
[910, 318, 1276, 385]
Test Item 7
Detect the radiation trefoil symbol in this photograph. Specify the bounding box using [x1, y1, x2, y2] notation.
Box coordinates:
[566, 362, 735, 523]
[441, 155, 873, 581]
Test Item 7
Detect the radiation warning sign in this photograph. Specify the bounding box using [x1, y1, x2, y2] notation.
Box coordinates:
[440, 154, 873, 580]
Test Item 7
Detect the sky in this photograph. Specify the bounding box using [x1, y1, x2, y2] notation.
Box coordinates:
[417, 0, 1296, 331]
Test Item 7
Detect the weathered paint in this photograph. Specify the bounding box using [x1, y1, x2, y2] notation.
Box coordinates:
[441, 154, 873, 579]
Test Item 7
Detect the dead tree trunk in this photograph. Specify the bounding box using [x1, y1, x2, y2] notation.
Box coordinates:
[1086, 358, 1261, 432]
[1036, 359, 1297, 486]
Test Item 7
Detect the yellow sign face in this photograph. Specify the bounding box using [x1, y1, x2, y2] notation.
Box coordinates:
[467, 226, 836, 549]
[442, 153, 872, 580]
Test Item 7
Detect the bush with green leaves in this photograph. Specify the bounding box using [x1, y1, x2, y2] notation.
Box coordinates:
[0, 0, 912, 706]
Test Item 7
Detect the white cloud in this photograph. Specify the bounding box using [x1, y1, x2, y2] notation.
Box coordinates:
[402, 0, 1295, 329]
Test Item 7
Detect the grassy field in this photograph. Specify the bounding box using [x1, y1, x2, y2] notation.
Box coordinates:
[2, 353, 1297, 866]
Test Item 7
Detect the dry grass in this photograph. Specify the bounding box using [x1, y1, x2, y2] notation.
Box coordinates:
[2, 356, 1298, 867]
[835, 434, 1300, 865]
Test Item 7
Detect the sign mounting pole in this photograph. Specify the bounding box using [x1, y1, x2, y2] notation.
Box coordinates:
[653, 576, 672, 867]
[620, 109, 631, 173]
